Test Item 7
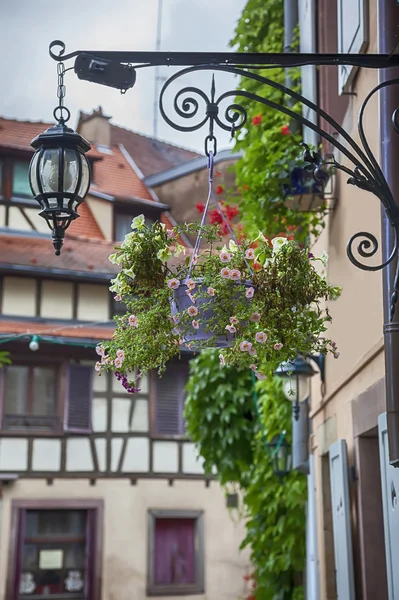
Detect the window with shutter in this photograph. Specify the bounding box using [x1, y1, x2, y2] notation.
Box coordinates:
[299, 0, 318, 148]
[64, 365, 93, 433]
[152, 360, 189, 437]
[378, 412, 399, 599]
[329, 439, 355, 599]
[148, 510, 204, 596]
[337, 0, 369, 93]
[1, 364, 58, 431]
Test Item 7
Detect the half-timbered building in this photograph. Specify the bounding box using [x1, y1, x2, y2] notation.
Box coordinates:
[0, 113, 249, 600]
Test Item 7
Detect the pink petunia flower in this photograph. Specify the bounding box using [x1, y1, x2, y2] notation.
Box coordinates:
[249, 364, 257, 371]
[255, 371, 267, 380]
[114, 357, 123, 369]
[114, 294, 122, 302]
[207, 287, 216, 296]
[116, 349, 125, 360]
[229, 269, 241, 281]
[273, 342, 283, 350]
[245, 248, 255, 260]
[129, 315, 139, 328]
[250, 312, 260, 322]
[167, 278, 180, 290]
[225, 324, 237, 334]
[255, 332, 267, 344]
[248, 347, 257, 356]
[95, 361, 102, 372]
[187, 305, 199, 317]
[96, 345, 105, 356]
[220, 251, 232, 263]
[230, 316, 239, 325]
[219, 354, 226, 366]
[185, 290, 196, 304]
[166, 229, 176, 238]
[246, 287, 255, 299]
[221, 267, 230, 279]
[192, 320, 200, 329]
[186, 279, 196, 290]
[240, 340, 252, 352]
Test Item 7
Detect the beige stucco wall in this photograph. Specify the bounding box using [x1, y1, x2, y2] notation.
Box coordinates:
[309, 3, 385, 596]
[0, 478, 250, 600]
[87, 195, 113, 240]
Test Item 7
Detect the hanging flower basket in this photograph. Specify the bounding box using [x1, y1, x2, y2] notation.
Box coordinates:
[95, 153, 340, 389]
[171, 277, 254, 348]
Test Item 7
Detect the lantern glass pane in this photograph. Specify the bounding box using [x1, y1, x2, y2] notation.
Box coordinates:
[77, 155, 90, 198]
[63, 149, 79, 193]
[40, 149, 60, 194]
[29, 152, 40, 196]
[282, 375, 310, 403]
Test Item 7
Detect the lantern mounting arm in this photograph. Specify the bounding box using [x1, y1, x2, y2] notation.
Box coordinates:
[49, 40, 399, 317]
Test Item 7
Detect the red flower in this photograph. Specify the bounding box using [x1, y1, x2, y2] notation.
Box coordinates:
[209, 209, 224, 225]
[216, 185, 224, 195]
[252, 114, 262, 126]
[281, 123, 290, 135]
[196, 203, 205, 214]
[253, 262, 262, 271]
[225, 204, 239, 221]
[215, 171, 222, 177]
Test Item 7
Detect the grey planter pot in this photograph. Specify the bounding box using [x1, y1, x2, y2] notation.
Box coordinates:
[171, 278, 253, 349]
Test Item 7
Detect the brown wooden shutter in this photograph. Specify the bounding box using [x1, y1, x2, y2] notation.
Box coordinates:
[154, 360, 189, 436]
[64, 364, 93, 432]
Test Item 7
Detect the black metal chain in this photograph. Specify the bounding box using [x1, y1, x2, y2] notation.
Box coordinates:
[53, 62, 71, 124]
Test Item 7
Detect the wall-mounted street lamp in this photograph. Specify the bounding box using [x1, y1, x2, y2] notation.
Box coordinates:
[27, 40, 399, 466]
[274, 354, 324, 420]
[266, 433, 292, 482]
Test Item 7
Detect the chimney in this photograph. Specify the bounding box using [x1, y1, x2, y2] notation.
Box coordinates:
[77, 106, 112, 148]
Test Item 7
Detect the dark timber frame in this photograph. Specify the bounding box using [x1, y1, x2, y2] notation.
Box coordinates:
[47, 40, 399, 465]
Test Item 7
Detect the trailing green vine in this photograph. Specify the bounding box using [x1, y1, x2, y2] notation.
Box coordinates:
[229, 0, 327, 244]
[185, 350, 307, 600]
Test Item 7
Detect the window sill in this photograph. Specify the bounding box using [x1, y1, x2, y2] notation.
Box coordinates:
[150, 433, 188, 441]
[147, 585, 204, 597]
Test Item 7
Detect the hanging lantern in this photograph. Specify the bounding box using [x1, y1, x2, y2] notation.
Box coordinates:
[29, 117, 91, 255]
[274, 355, 317, 420]
[267, 435, 292, 481]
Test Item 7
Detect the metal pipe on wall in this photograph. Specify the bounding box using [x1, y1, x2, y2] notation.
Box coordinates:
[378, 0, 399, 467]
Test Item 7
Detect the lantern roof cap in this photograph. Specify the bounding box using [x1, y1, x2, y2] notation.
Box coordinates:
[30, 122, 91, 154]
[274, 355, 317, 378]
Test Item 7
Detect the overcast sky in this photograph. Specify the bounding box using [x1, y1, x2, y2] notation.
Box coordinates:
[0, 0, 247, 153]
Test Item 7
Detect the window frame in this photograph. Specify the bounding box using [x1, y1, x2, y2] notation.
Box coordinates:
[1, 361, 63, 433]
[6, 499, 103, 600]
[147, 509, 204, 597]
[149, 358, 190, 440]
[113, 205, 157, 242]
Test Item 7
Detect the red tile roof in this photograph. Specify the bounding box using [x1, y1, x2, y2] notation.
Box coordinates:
[111, 124, 200, 177]
[90, 144, 153, 201]
[78, 108, 200, 178]
[0, 320, 113, 341]
[0, 233, 118, 275]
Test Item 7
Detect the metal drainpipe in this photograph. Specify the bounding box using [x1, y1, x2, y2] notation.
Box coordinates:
[379, 0, 399, 466]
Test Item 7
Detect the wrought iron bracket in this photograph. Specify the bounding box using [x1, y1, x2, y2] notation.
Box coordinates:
[48, 40, 399, 318]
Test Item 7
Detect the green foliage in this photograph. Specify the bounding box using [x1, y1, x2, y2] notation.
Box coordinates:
[185, 351, 307, 600]
[0, 351, 11, 367]
[229, 0, 326, 243]
[101, 217, 339, 384]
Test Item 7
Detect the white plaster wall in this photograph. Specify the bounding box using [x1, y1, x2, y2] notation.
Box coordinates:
[32, 439, 61, 472]
[0, 205, 6, 227]
[0, 439, 28, 471]
[111, 399, 131, 433]
[153, 441, 179, 473]
[92, 398, 108, 432]
[131, 399, 149, 432]
[40, 280, 74, 319]
[24, 208, 51, 234]
[111, 438, 123, 472]
[121, 438, 150, 473]
[77, 284, 109, 321]
[182, 443, 204, 475]
[8, 207, 31, 231]
[86, 196, 112, 240]
[95, 438, 107, 472]
[0, 478, 250, 600]
[66, 438, 94, 471]
[2, 277, 36, 317]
